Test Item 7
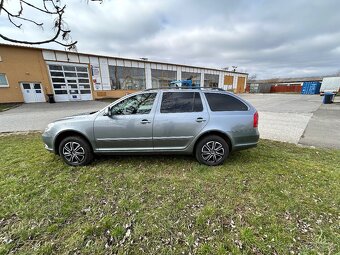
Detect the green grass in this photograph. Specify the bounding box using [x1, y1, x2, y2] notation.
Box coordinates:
[0, 103, 21, 112]
[0, 134, 339, 255]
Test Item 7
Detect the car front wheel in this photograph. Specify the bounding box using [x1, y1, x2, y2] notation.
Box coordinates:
[58, 136, 94, 166]
[195, 135, 229, 166]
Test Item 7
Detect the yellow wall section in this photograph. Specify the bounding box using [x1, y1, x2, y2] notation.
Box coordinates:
[94, 90, 138, 99]
[0, 45, 52, 103]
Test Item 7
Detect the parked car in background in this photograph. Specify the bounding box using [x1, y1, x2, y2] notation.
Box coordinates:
[42, 88, 259, 166]
[320, 77, 340, 95]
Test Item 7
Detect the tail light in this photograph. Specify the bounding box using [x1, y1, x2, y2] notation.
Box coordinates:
[253, 111, 259, 128]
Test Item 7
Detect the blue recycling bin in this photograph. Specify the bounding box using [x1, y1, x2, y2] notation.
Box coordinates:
[323, 92, 334, 104]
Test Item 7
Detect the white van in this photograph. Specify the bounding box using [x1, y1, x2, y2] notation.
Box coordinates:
[320, 77, 340, 95]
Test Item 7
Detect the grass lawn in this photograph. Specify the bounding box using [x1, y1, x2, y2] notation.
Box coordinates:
[0, 134, 339, 254]
[0, 104, 21, 112]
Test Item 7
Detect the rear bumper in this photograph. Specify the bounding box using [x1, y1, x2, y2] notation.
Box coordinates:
[233, 142, 258, 151]
[231, 128, 259, 151]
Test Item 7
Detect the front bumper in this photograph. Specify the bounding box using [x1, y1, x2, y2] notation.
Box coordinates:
[42, 132, 55, 153]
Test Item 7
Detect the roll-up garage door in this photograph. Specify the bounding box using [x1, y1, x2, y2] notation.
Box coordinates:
[48, 63, 93, 102]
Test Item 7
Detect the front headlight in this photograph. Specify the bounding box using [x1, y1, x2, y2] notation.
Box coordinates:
[44, 123, 55, 133]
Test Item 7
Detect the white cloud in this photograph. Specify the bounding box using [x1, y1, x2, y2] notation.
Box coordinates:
[1, 0, 340, 78]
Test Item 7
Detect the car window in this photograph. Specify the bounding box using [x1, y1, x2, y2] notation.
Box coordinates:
[111, 93, 156, 115]
[160, 92, 203, 113]
[205, 93, 248, 111]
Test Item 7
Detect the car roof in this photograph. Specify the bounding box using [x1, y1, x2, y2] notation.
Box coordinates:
[144, 87, 229, 93]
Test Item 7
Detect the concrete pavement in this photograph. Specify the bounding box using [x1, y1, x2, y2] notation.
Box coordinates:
[239, 94, 322, 144]
[299, 102, 340, 148]
[0, 101, 108, 132]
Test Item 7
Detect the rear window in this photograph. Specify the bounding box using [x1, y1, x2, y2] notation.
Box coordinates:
[205, 93, 248, 111]
[161, 92, 203, 113]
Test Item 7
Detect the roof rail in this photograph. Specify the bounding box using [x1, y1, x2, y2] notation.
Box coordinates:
[144, 87, 225, 91]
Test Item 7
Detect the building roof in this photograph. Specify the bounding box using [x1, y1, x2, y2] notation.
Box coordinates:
[0, 43, 248, 75]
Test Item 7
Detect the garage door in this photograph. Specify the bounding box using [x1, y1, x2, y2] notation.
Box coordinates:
[236, 77, 246, 93]
[48, 64, 93, 102]
[20, 83, 46, 103]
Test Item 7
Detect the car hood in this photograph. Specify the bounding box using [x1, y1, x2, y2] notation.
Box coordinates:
[53, 111, 98, 123]
[72, 111, 98, 116]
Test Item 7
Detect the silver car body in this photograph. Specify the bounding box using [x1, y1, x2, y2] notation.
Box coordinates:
[42, 89, 259, 155]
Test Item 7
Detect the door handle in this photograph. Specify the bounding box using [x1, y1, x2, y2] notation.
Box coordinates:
[196, 117, 206, 123]
[141, 119, 151, 124]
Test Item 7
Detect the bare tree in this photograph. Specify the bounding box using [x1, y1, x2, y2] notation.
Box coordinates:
[248, 74, 257, 80]
[0, 0, 102, 50]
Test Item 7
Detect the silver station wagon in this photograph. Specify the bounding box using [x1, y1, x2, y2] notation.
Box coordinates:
[42, 88, 259, 166]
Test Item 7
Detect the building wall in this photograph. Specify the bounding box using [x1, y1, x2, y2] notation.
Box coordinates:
[0, 44, 248, 103]
[0, 45, 52, 103]
[42, 49, 248, 99]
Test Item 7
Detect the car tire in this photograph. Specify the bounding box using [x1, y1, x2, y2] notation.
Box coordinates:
[195, 135, 229, 166]
[58, 136, 94, 166]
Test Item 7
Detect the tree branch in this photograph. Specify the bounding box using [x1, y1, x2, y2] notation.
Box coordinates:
[3, 7, 44, 27]
[0, 0, 101, 49]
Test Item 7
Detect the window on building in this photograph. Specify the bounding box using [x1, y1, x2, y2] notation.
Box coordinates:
[204, 74, 219, 88]
[181, 72, 201, 86]
[151, 69, 177, 88]
[205, 93, 248, 111]
[111, 93, 156, 115]
[109, 66, 146, 90]
[0, 73, 9, 87]
[160, 92, 203, 113]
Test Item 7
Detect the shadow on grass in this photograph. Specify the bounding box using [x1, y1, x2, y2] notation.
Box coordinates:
[89, 149, 253, 167]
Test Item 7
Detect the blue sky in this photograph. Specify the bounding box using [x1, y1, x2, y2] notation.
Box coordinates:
[1, 0, 340, 79]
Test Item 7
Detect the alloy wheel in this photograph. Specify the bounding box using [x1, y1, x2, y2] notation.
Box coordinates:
[62, 141, 85, 164]
[201, 141, 225, 164]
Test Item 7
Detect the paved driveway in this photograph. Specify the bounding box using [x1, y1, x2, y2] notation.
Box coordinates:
[0, 101, 108, 132]
[239, 94, 322, 144]
[299, 102, 340, 148]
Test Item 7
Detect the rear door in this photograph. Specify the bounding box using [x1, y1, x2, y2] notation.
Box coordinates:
[153, 91, 209, 150]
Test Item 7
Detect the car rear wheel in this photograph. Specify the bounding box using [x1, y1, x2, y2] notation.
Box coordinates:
[195, 135, 229, 166]
[59, 136, 94, 166]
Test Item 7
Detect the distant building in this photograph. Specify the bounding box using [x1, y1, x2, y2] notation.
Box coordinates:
[247, 76, 326, 93]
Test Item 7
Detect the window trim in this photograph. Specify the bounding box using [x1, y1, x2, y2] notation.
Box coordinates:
[0, 73, 9, 88]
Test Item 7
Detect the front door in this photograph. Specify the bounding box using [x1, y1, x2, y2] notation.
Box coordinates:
[153, 91, 209, 150]
[20, 83, 46, 103]
[65, 78, 81, 101]
[94, 92, 158, 152]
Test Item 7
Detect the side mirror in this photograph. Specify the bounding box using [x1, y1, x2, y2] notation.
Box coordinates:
[103, 106, 112, 117]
